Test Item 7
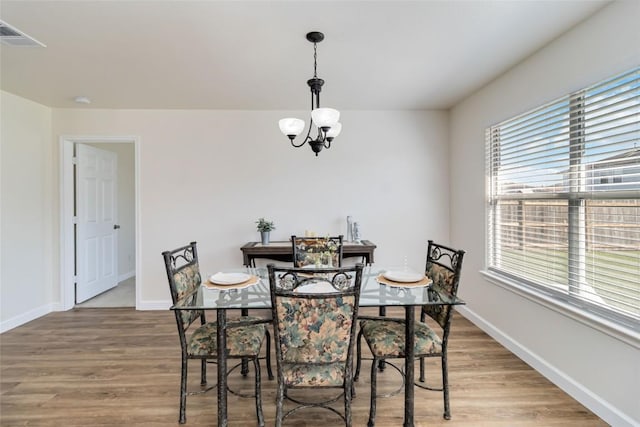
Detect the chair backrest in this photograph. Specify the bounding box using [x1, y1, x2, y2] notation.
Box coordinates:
[162, 242, 204, 336]
[422, 240, 465, 331]
[291, 235, 344, 268]
[268, 263, 363, 373]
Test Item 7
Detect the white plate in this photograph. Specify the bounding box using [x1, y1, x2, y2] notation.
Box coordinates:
[294, 281, 337, 294]
[209, 272, 251, 285]
[382, 270, 424, 283]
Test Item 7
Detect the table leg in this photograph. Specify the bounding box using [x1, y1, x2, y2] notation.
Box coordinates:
[404, 306, 415, 427]
[378, 306, 386, 371]
[241, 308, 249, 376]
[217, 309, 228, 427]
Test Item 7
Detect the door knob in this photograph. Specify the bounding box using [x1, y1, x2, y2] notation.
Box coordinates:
[114, 224, 121, 230]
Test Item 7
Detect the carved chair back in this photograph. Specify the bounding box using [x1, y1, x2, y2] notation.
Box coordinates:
[422, 240, 465, 336]
[162, 242, 204, 346]
[291, 235, 344, 268]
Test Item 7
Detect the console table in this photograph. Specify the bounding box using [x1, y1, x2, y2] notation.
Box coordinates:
[240, 240, 376, 267]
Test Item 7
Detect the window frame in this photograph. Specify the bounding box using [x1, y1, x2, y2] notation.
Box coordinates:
[485, 68, 640, 344]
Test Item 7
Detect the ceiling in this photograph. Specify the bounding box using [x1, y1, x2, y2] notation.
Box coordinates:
[0, 0, 609, 110]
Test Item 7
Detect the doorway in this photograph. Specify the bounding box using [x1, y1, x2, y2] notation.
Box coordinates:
[60, 136, 139, 310]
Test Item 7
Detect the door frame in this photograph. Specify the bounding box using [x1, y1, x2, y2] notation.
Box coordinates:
[60, 135, 140, 310]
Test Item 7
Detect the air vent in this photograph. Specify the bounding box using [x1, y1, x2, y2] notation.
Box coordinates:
[0, 20, 46, 47]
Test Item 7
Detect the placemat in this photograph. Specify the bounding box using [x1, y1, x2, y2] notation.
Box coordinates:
[376, 274, 432, 288]
[203, 275, 260, 290]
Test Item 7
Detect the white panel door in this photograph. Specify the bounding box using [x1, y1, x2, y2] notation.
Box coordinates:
[76, 144, 118, 303]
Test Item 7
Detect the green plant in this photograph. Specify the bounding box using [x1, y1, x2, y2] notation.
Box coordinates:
[255, 217, 275, 232]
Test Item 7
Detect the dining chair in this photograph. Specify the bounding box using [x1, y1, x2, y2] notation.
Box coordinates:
[291, 235, 344, 267]
[354, 240, 465, 424]
[267, 263, 364, 427]
[162, 241, 269, 425]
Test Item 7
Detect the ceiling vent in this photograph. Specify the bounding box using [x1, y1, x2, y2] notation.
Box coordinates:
[0, 20, 46, 47]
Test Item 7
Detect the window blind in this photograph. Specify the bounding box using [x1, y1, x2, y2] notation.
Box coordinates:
[486, 67, 640, 329]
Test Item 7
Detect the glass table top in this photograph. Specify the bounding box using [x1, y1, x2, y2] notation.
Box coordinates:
[171, 267, 464, 310]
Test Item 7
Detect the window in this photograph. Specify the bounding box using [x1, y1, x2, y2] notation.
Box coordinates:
[486, 67, 640, 330]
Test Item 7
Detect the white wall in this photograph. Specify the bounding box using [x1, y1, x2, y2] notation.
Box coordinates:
[449, 1, 640, 425]
[52, 109, 449, 306]
[88, 143, 136, 280]
[0, 91, 55, 331]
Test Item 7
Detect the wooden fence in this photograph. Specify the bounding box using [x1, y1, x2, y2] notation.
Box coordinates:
[498, 199, 639, 250]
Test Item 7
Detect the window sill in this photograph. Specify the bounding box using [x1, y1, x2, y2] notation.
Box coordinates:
[480, 270, 640, 349]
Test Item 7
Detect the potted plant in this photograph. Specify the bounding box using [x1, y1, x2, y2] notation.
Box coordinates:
[255, 218, 275, 245]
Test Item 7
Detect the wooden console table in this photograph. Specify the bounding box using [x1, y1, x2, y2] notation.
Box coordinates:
[240, 240, 376, 267]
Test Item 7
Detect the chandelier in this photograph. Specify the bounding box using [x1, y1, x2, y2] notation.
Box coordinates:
[278, 31, 341, 156]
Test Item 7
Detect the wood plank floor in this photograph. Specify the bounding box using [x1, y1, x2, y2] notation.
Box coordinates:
[1, 308, 607, 426]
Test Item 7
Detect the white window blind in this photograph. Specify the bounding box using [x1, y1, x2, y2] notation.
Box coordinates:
[486, 67, 640, 329]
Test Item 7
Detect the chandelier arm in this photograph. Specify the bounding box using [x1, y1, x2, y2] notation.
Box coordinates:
[290, 136, 309, 148]
[305, 112, 314, 141]
[290, 114, 314, 148]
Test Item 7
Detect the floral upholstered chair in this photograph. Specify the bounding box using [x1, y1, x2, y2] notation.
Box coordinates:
[267, 263, 364, 427]
[162, 242, 271, 425]
[291, 235, 343, 268]
[354, 240, 465, 424]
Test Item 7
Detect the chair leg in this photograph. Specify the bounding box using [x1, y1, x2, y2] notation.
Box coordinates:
[419, 309, 426, 383]
[351, 355, 357, 399]
[179, 356, 188, 424]
[241, 357, 249, 377]
[345, 381, 353, 427]
[354, 327, 363, 381]
[442, 353, 451, 420]
[253, 358, 265, 427]
[367, 357, 378, 427]
[265, 328, 274, 380]
[275, 378, 285, 427]
[200, 358, 207, 385]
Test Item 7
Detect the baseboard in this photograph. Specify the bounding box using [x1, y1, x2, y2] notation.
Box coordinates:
[137, 299, 172, 310]
[1, 303, 54, 333]
[118, 270, 135, 282]
[456, 306, 637, 427]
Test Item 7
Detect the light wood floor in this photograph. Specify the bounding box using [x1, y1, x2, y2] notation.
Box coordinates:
[1, 308, 607, 427]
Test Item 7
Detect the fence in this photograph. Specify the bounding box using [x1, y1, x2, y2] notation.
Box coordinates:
[498, 199, 640, 250]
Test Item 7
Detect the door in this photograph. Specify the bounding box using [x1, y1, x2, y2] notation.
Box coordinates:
[76, 144, 118, 303]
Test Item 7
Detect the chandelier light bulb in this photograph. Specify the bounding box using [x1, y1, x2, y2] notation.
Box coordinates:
[311, 108, 340, 129]
[279, 118, 305, 137]
[325, 122, 342, 140]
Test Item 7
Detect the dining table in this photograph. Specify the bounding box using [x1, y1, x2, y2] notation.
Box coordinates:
[171, 266, 465, 427]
